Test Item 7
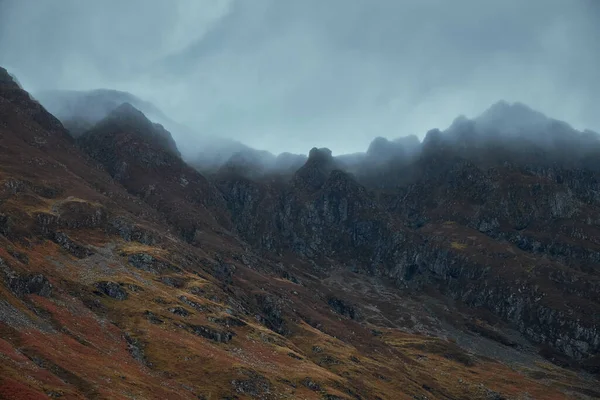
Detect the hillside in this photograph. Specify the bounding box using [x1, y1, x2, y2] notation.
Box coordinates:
[0, 66, 599, 399]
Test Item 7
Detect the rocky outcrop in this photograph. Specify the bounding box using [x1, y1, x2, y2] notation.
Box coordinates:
[1, 257, 53, 298]
[9, 274, 53, 298]
[52, 198, 107, 229]
[188, 324, 234, 343]
[327, 296, 358, 320]
[124, 333, 150, 366]
[217, 127, 600, 363]
[107, 216, 156, 245]
[292, 147, 336, 192]
[127, 253, 181, 274]
[231, 369, 272, 399]
[51, 232, 93, 258]
[94, 281, 128, 300]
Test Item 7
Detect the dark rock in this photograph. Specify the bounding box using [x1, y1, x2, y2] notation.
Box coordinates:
[54, 199, 106, 229]
[212, 258, 236, 284]
[168, 307, 190, 317]
[144, 310, 164, 324]
[7, 247, 29, 264]
[8, 273, 53, 298]
[51, 232, 93, 258]
[94, 281, 128, 300]
[327, 296, 357, 320]
[318, 355, 341, 366]
[484, 389, 507, 400]
[188, 324, 234, 343]
[231, 369, 272, 398]
[124, 333, 149, 366]
[208, 316, 246, 327]
[127, 253, 180, 274]
[581, 354, 600, 374]
[108, 217, 155, 245]
[322, 395, 345, 400]
[159, 276, 186, 288]
[34, 212, 60, 235]
[178, 296, 205, 311]
[301, 377, 321, 391]
[254, 294, 288, 335]
[0, 213, 10, 236]
[293, 147, 336, 192]
[124, 283, 144, 292]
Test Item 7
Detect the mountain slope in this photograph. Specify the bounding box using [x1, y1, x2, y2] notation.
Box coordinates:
[0, 68, 599, 399]
[77, 102, 232, 243]
[218, 105, 600, 366]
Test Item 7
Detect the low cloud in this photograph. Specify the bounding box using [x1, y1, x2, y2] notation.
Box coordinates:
[1, 0, 598, 155]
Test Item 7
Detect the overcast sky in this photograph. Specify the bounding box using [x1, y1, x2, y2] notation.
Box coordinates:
[0, 0, 598, 155]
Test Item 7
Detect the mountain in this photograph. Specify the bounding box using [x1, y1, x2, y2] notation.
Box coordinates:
[33, 87, 304, 172]
[0, 67, 599, 399]
[77, 102, 231, 243]
[35, 89, 169, 138]
[216, 103, 600, 372]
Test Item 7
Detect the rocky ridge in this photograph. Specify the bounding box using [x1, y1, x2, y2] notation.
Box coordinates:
[0, 66, 599, 399]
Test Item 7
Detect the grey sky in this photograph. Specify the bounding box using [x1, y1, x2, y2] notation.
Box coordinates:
[0, 0, 598, 155]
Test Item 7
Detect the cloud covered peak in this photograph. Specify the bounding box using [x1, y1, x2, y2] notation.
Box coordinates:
[475, 100, 552, 135]
[1, 0, 598, 154]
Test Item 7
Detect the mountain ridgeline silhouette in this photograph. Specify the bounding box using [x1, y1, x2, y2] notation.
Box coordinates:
[33, 85, 600, 183]
[2, 67, 600, 398]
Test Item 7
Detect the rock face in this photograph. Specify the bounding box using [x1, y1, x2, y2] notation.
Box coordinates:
[292, 147, 337, 192]
[8, 274, 53, 298]
[217, 107, 600, 363]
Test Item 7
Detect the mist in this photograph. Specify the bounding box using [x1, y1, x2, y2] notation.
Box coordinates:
[0, 0, 598, 156]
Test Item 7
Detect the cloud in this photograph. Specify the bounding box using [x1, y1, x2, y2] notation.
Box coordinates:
[0, 0, 598, 155]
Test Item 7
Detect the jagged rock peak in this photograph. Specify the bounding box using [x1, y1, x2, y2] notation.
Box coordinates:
[423, 128, 443, 144]
[293, 147, 336, 191]
[308, 147, 333, 164]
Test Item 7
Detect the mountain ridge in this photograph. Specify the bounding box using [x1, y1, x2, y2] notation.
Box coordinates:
[0, 67, 599, 399]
